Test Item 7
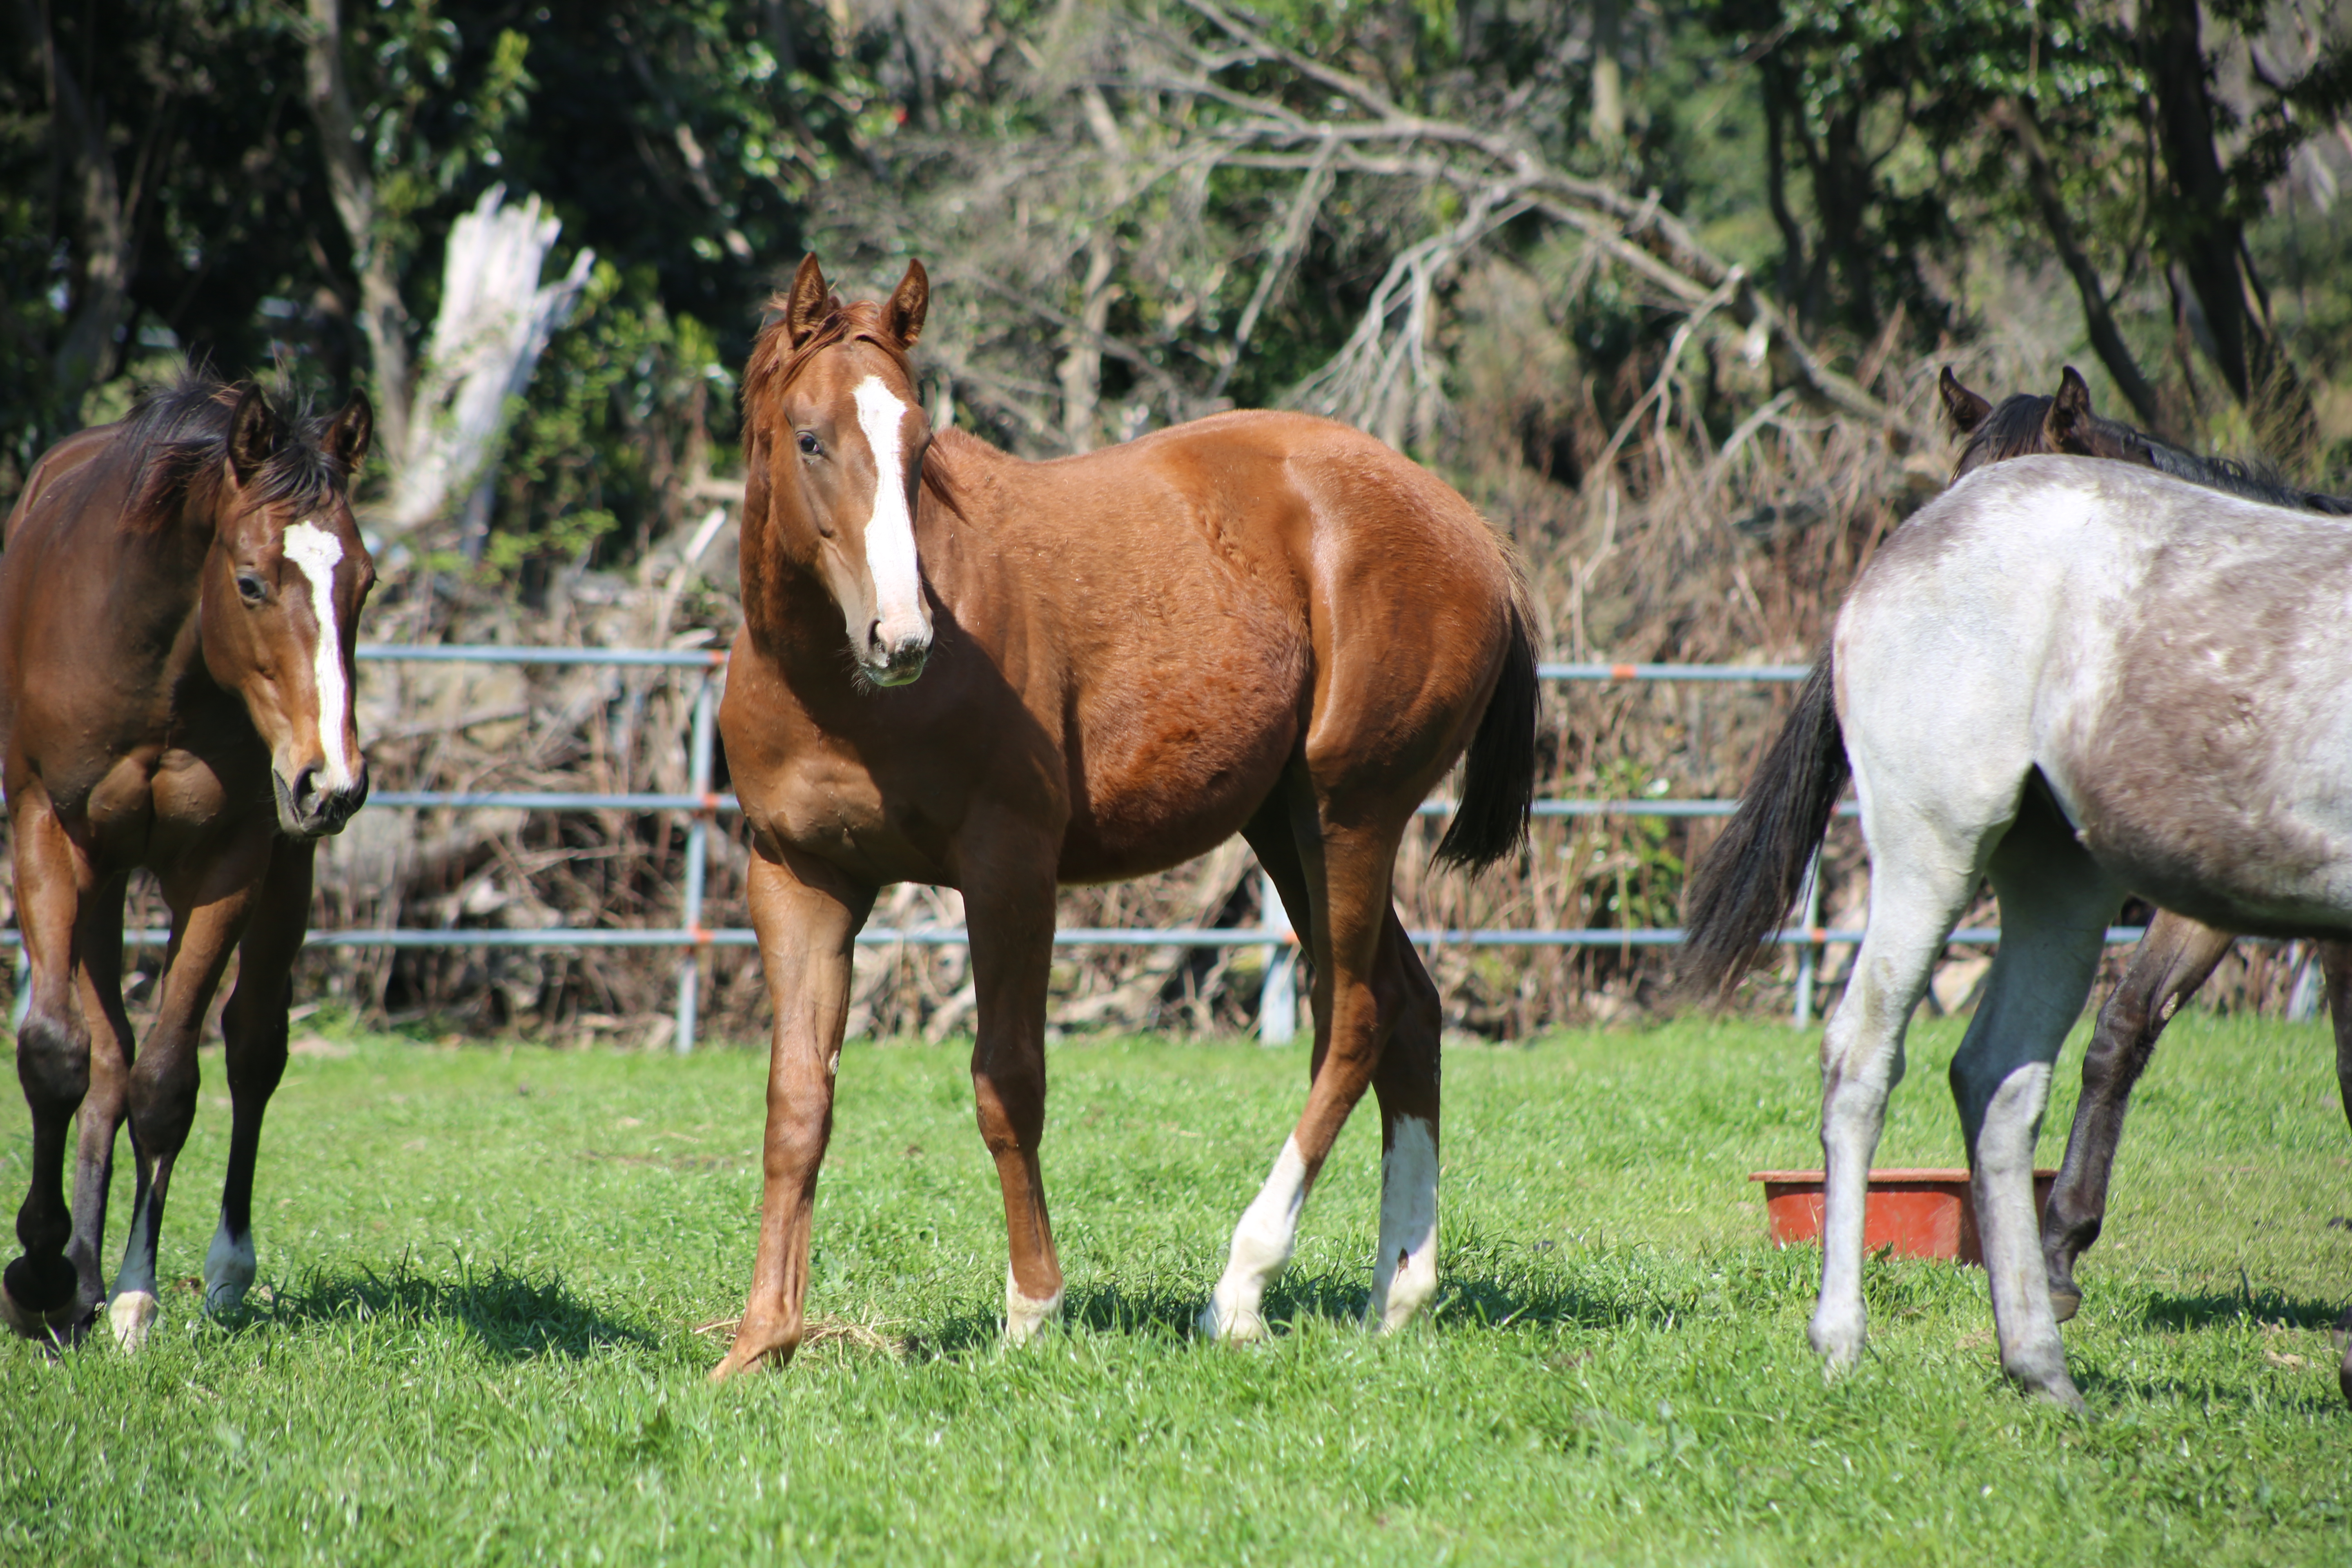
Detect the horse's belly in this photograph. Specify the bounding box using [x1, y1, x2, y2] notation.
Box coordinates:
[2057, 769, 2352, 936]
[1058, 677, 1299, 884]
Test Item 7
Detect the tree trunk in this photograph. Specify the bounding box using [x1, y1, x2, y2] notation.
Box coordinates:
[20, 0, 134, 418]
[1058, 232, 1117, 454]
[2003, 101, 2166, 430]
[1589, 0, 1624, 151]
[304, 0, 414, 467]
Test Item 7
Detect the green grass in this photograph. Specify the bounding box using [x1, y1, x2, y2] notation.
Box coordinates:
[2, 1011, 2348, 1565]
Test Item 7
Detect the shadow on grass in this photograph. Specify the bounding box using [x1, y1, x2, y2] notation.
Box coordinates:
[225, 1257, 655, 1361]
[896, 1264, 1709, 1362]
[2139, 1288, 2350, 1333]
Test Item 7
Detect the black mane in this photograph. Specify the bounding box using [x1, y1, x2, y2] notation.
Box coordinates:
[121, 368, 352, 533]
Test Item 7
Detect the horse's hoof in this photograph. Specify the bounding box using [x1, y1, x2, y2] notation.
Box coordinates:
[1196, 1299, 1268, 1343]
[0, 1275, 78, 1344]
[1807, 1315, 1865, 1374]
[203, 1226, 258, 1314]
[2001, 1343, 2085, 1411]
[710, 1316, 800, 1383]
[107, 1290, 159, 1353]
[1003, 1283, 1063, 1348]
[2048, 1283, 2082, 1324]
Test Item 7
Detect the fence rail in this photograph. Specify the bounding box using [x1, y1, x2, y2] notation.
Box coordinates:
[7, 648, 2116, 1049]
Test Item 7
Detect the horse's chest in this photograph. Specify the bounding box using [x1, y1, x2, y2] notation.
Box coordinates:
[76, 747, 258, 865]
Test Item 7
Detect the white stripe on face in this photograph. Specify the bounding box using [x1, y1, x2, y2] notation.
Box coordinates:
[849, 375, 928, 653]
[280, 521, 354, 788]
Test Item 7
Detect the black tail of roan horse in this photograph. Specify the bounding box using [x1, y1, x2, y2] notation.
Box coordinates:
[1678, 652, 1849, 1003]
[1435, 595, 1539, 870]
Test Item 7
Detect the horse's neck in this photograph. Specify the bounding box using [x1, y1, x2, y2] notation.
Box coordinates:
[100, 502, 218, 697]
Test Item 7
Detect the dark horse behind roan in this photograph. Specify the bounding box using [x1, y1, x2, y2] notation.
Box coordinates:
[1942, 364, 2352, 1395]
[0, 370, 373, 1350]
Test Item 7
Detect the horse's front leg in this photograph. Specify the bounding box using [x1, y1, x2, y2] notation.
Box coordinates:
[2042, 913, 2234, 1319]
[205, 839, 314, 1314]
[109, 849, 263, 1350]
[712, 844, 873, 1381]
[1, 791, 118, 1342]
[962, 846, 1063, 1344]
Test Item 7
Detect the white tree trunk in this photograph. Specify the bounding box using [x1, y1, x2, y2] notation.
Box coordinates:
[377, 186, 594, 545]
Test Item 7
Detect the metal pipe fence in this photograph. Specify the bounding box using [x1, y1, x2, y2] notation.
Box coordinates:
[4, 649, 2119, 1049]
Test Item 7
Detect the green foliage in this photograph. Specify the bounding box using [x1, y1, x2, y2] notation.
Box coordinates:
[2, 1014, 2348, 1561]
[482, 261, 730, 584]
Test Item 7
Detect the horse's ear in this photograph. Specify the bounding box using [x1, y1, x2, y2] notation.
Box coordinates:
[1938, 367, 1992, 436]
[882, 259, 929, 350]
[326, 390, 373, 474]
[2045, 365, 2092, 450]
[225, 383, 278, 484]
[785, 254, 831, 348]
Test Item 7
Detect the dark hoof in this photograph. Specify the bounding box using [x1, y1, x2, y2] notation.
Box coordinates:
[0, 1274, 81, 1345]
[2337, 1307, 2352, 1409]
[2048, 1283, 2082, 1324]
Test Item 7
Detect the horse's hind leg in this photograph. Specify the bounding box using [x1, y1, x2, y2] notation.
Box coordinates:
[1202, 791, 1410, 1341]
[1365, 917, 1442, 1331]
[1949, 794, 2120, 1410]
[2322, 942, 2352, 1407]
[205, 841, 313, 1314]
[109, 859, 259, 1350]
[1811, 814, 1981, 1372]
[2042, 913, 2234, 1320]
[1, 795, 112, 1341]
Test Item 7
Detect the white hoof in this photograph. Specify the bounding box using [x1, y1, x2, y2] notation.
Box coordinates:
[1197, 1286, 1270, 1343]
[203, 1224, 257, 1313]
[1809, 1312, 1866, 1373]
[108, 1290, 159, 1352]
[1003, 1270, 1063, 1347]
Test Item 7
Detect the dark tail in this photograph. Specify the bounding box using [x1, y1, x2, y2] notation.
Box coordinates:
[1678, 651, 1848, 1003]
[1436, 594, 1539, 870]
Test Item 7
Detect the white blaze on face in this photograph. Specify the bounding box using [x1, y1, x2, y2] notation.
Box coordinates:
[280, 521, 355, 789]
[848, 375, 929, 659]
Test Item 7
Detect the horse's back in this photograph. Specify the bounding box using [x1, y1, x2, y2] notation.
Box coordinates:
[1842, 455, 2352, 929]
[961, 411, 1519, 873]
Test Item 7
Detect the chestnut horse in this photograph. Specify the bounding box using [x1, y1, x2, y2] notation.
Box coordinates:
[0, 372, 374, 1348]
[712, 256, 1535, 1376]
[1941, 367, 2352, 1354]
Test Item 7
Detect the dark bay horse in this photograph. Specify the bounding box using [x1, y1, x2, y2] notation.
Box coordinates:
[712, 255, 1535, 1377]
[1942, 367, 2352, 1351]
[0, 372, 373, 1348]
[1683, 441, 2352, 1408]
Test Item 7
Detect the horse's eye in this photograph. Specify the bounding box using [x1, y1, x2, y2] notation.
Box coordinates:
[796, 431, 822, 458]
[236, 573, 268, 606]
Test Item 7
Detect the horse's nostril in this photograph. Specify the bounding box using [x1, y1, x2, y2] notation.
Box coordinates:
[290, 766, 321, 811]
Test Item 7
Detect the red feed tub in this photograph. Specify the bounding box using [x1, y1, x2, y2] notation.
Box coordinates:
[1749, 1168, 2058, 1265]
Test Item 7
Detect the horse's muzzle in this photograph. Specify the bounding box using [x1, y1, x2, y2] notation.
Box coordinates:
[274, 762, 368, 838]
[863, 630, 931, 688]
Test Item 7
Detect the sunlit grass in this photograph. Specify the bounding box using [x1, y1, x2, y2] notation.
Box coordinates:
[1, 1011, 2346, 1564]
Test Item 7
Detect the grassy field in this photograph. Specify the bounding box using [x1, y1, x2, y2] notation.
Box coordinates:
[1, 1010, 2348, 1565]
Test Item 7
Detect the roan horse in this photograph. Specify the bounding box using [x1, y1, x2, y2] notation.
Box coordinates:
[711, 255, 1535, 1377]
[1940, 366, 2352, 1349]
[0, 372, 374, 1348]
[1682, 438, 2352, 1409]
